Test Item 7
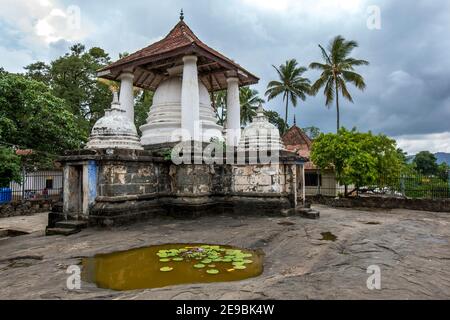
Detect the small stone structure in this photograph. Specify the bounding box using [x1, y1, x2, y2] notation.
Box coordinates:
[48, 15, 306, 230]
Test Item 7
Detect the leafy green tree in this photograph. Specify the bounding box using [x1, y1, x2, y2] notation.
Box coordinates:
[24, 44, 112, 134]
[265, 59, 311, 126]
[264, 110, 288, 134]
[437, 163, 449, 181]
[311, 128, 402, 195]
[0, 147, 21, 187]
[211, 90, 227, 126]
[0, 72, 86, 168]
[413, 151, 439, 175]
[396, 148, 408, 165]
[240, 87, 264, 125]
[24, 61, 51, 84]
[310, 36, 369, 132]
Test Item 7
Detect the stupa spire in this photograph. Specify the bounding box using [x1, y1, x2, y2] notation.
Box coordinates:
[180, 9, 184, 21]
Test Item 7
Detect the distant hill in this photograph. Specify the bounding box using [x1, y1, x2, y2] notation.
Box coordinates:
[435, 152, 450, 165]
[407, 152, 450, 165]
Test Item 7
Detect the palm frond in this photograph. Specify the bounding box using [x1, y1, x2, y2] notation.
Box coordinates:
[338, 77, 354, 103]
[309, 62, 329, 71]
[341, 71, 366, 90]
[324, 78, 335, 107]
[319, 44, 332, 65]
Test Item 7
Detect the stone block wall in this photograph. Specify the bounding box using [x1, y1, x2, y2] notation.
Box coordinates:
[1, 199, 57, 218]
[57, 149, 302, 226]
[309, 195, 450, 213]
[231, 164, 294, 194]
[98, 162, 169, 197]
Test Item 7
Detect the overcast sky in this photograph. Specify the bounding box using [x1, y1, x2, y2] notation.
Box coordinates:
[1, 0, 449, 154]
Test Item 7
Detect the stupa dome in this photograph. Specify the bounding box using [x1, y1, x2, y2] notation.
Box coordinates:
[140, 74, 223, 145]
[86, 92, 143, 150]
[238, 104, 285, 152]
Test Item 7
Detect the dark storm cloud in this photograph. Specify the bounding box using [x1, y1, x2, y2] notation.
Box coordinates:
[62, 0, 449, 137]
[2, 0, 449, 151]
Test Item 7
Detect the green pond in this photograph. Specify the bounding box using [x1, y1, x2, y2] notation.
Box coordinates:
[82, 243, 264, 291]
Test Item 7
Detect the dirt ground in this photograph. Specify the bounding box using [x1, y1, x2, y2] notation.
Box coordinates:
[0, 205, 449, 300]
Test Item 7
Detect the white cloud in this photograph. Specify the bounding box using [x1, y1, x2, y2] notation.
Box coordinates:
[395, 132, 450, 154]
[0, 0, 91, 48]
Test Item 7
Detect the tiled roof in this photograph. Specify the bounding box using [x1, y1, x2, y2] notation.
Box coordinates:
[282, 125, 316, 169]
[100, 20, 257, 80]
[282, 125, 312, 148]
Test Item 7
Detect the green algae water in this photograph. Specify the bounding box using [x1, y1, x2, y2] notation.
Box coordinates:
[82, 244, 264, 291]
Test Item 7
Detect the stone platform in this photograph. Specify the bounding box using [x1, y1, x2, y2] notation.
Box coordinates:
[1, 205, 449, 299]
[53, 148, 303, 227]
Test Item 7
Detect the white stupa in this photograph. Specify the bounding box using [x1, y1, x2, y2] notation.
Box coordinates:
[86, 92, 143, 150]
[140, 66, 223, 145]
[238, 104, 285, 152]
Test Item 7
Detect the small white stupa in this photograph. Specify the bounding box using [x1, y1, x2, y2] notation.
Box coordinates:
[86, 92, 143, 150]
[238, 104, 285, 152]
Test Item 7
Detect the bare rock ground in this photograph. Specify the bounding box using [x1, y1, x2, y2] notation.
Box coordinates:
[0, 205, 449, 300]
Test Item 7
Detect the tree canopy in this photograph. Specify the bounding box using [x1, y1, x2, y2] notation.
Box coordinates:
[0, 147, 21, 188]
[25, 44, 113, 134]
[413, 151, 439, 175]
[311, 128, 403, 193]
[0, 71, 86, 168]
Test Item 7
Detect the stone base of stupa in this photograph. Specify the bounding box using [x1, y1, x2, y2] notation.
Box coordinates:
[51, 148, 301, 227]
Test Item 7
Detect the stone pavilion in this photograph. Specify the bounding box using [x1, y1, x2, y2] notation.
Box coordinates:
[47, 13, 307, 231]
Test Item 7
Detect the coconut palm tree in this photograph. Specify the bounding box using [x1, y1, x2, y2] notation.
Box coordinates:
[240, 87, 264, 125]
[265, 59, 311, 126]
[309, 35, 369, 132]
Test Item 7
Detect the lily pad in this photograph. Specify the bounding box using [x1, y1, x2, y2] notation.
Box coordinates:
[234, 265, 247, 270]
[201, 259, 212, 264]
[243, 260, 253, 264]
[194, 264, 205, 269]
[160, 266, 173, 272]
[206, 269, 220, 275]
[208, 264, 216, 268]
[172, 257, 184, 262]
[159, 258, 171, 262]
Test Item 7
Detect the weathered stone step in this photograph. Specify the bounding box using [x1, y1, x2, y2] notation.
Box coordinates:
[295, 207, 321, 219]
[301, 209, 320, 220]
[55, 220, 88, 230]
[46, 227, 80, 236]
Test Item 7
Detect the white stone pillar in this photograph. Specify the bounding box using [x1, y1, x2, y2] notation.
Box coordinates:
[226, 77, 240, 147]
[181, 55, 200, 141]
[119, 72, 135, 122]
